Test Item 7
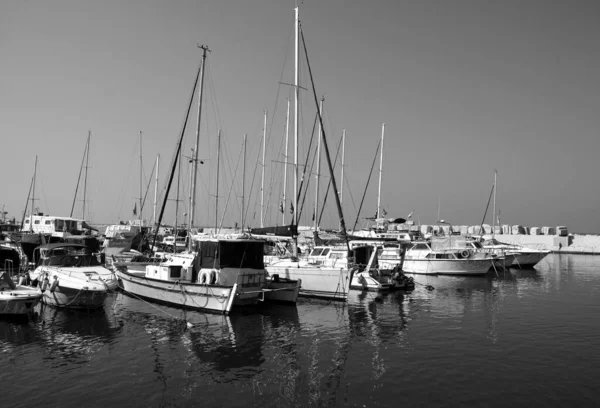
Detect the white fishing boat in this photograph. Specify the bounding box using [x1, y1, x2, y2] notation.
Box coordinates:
[402, 241, 495, 275]
[116, 238, 300, 314]
[0, 271, 42, 316]
[29, 243, 118, 309]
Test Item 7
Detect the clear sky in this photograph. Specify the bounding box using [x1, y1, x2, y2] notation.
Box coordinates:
[1, 0, 599, 233]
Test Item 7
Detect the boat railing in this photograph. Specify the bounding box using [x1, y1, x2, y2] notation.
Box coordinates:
[2, 259, 15, 278]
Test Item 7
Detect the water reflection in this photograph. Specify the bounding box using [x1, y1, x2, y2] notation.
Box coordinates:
[0, 302, 119, 363]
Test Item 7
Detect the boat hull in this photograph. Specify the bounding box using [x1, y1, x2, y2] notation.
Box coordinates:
[511, 251, 550, 268]
[265, 263, 350, 301]
[403, 259, 492, 275]
[116, 269, 243, 314]
[41, 285, 108, 309]
[0, 287, 42, 315]
[264, 277, 301, 303]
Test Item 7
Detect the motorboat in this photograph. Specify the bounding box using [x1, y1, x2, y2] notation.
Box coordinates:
[29, 243, 118, 309]
[0, 270, 42, 316]
[265, 245, 352, 301]
[479, 238, 550, 268]
[349, 244, 414, 292]
[401, 241, 495, 275]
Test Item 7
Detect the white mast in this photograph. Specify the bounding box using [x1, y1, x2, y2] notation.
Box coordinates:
[215, 129, 221, 233]
[313, 96, 324, 230]
[377, 123, 385, 219]
[340, 128, 346, 230]
[189, 45, 209, 236]
[293, 6, 299, 227]
[340, 129, 346, 206]
[82, 130, 91, 220]
[492, 169, 497, 239]
[242, 134, 247, 230]
[153, 154, 159, 229]
[139, 130, 143, 224]
[30, 156, 38, 231]
[260, 111, 267, 228]
[282, 99, 290, 225]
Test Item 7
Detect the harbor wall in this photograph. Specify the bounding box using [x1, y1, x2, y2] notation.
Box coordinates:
[405, 223, 600, 254]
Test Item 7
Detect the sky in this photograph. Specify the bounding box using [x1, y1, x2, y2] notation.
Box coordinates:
[1, 0, 599, 233]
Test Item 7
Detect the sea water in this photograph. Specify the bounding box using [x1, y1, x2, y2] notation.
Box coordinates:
[2, 253, 600, 407]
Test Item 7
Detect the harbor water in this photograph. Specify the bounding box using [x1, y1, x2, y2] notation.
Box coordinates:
[2, 253, 600, 407]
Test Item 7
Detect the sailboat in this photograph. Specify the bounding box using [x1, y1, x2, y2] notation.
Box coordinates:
[115, 46, 300, 314]
[264, 6, 355, 301]
[478, 171, 550, 268]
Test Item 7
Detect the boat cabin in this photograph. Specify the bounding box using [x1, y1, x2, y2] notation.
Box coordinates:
[34, 243, 102, 268]
[22, 214, 91, 238]
[306, 246, 354, 268]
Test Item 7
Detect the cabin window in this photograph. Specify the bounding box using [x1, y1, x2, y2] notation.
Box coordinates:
[472, 242, 483, 249]
[45, 220, 52, 225]
[330, 252, 344, 260]
[310, 248, 324, 256]
[34, 220, 40, 225]
[170, 266, 182, 279]
[321, 248, 330, 256]
[25, 220, 30, 224]
[412, 243, 429, 250]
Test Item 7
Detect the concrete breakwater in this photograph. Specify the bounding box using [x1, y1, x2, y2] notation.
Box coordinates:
[388, 222, 600, 255]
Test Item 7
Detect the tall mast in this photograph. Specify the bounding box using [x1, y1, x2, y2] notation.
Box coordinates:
[260, 111, 267, 228]
[139, 130, 143, 224]
[215, 129, 221, 233]
[153, 154, 159, 229]
[293, 6, 299, 227]
[340, 129, 346, 206]
[174, 148, 181, 250]
[377, 123, 385, 219]
[242, 134, 247, 230]
[189, 44, 210, 235]
[30, 155, 38, 231]
[492, 169, 497, 239]
[313, 96, 324, 230]
[340, 128, 346, 230]
[282, 99, 290, 225]
[83, 130, 90, 220]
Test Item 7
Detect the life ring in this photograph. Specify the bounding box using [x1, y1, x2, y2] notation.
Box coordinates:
[201, 271, 211, 284]
[460, 250, 470, 258]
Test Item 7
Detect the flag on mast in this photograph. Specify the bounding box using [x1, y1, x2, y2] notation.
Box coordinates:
[407, 210, 414, 219]
[133, 203, 137, 216]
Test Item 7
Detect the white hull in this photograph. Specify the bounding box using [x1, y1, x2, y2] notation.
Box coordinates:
[350, 271, 395, 291]
[117, 269, 246, 314]
[41, 285, 108, 309]
[30, 266, 116, 309]
[0, 286, 43, 315]
[511, 251, 549, 268]
[403, 259, 492, 275]
[266, 262, 350, 301]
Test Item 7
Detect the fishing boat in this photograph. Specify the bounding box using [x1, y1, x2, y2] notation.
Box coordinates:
[478, 238, 550, 268]
[28, 243, 117, 309]
[116, 44, 299, 313]
[116, 237, 299, 313]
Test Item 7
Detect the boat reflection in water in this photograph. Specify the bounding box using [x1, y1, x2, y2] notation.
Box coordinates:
[0, 301, 119, 364]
